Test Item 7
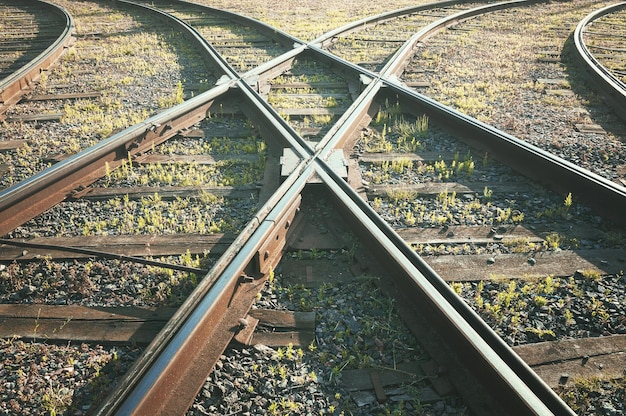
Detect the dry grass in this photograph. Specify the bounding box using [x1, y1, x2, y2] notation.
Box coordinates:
[196, 0, 434, 40]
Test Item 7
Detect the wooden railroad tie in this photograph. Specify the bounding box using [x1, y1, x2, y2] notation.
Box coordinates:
[0, 304, 314, 347]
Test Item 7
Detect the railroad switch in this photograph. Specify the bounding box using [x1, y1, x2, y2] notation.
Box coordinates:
[280, 147, 348, 182]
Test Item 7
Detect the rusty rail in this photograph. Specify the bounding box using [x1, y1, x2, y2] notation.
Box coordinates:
[0, 0, 302, 237]
[4, 0, 624, 414]
[96, 1, 577, 415]
[309, 0, 626, 228]
[573, 2, 626, 122]
[0, 84, 226, 237]
[0, 0, 75, 115]
[96, 169, 305, 414]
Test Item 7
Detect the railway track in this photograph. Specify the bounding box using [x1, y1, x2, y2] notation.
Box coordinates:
[1, 0, 626, 414]
[0, 0, 74, 116]
[575, 2, 626, 122]
[0, 0, 217, 191]
[400, 0, 626, 187]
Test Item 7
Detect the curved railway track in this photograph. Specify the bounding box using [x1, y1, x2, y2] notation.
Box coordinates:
[398, 0, 626, 187]
[0, 0, 74, 116]
[2, 0, 626, 414]
[0, 0, 220, 191]
[575, 2, 626, 122]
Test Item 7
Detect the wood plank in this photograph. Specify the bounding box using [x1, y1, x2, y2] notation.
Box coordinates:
[0, 304, 175, 320]
[298, 127, 323, 136]
[396, 225, 541, 245]
[278, 107, 347, 116]
[545, 89, 574, 96]
[136, 153, 260, 165]
[271, 81, 347, 89]
[278, 93, 349, 99]
[24, 92, 101, 101]
[395, 223, 609, 246]
[0, 304, 176, 344]
[425, 249, 626, 281]
[249, 331, 314, 347]
[0, 233, 235, 260]
[359, 151, 457, 163]
[279, 258, 355, 287]
[513, 335, 626, 388]
[340, 361, 446, 405]
[0, 305, 314, 346]
[529, 352, 626, 388]
[0, 139, 27, 151]
[5, 112, 63, 122]
[405, 80, 431, 88]
[513, 334, 626, 367]
[348, 386, 441, 407]
[0, 318, 166, 344]
[249, 309, 315, 329]
[366, 181, 534, 197]
[341, 361, 425, 391]
[237, 309, 315, 346]
[179, 127, 254, 139]
[79, 185, 259, 200]
[575, 123, 606, 134]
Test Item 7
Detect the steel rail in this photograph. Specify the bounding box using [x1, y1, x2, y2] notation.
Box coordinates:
[0, 83, 228, 237]
[150, 0, 304, 49]
[368, 0, 626, 224]
[300, 1, 540, 154]
[380, 81, 626, 225]
[0, 0, 263, 236]
[90, 5, 323, 411]
[312, 0, 626, 227]
[94, 161, 309, 415]
[308, 2, 574, 414]
[309, 0, 468, 49]
[573, 2, 626, 122]
[0, 0, 308, 237]
[120, 0, 313, 157]
[122, 0, 313, 160]
[156, 0, 308, 86]
[378, 0, 538, 77]
[98, 1, 578, 415]
[312, 160, 571, 415]
[224, 1, 474, 100]
[116, 0, 233, 78]
[0, 0, 75, 114]
[0, 1, 613, 414]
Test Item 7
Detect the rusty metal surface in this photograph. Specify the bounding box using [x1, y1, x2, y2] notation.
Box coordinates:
[95, 164, 307, 415]
[0, 0, 75, 115]
[574, 2, 626, 122]
[5, 1, 623, 414]
[381, 83, 626, 226]
[0, 93, 222, 236]
[314, 163, 569, 415]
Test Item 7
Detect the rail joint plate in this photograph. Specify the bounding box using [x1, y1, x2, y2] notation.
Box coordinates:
[255, 196, 301, 274]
